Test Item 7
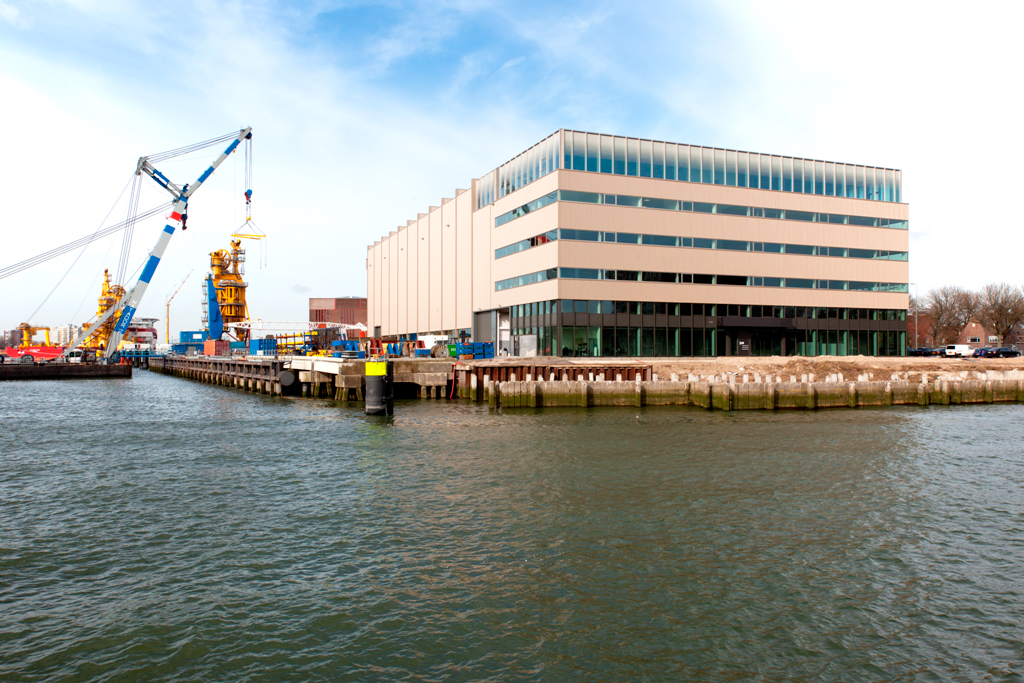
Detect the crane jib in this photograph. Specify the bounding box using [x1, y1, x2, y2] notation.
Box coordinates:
[139, 254, 161, 284]
[113, 306, 136, 334]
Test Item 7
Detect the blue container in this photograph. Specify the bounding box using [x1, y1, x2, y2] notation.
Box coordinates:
[180, 330, 205, 343]
[249, 338, 277, 353]
[356, 351, 366, 359]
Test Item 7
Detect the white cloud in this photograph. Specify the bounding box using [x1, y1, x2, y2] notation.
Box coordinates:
[2, 0, 1021, 340]
[0, 1, 24, 27]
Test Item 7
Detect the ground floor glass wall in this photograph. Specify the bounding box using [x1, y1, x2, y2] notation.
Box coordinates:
[508, 299, 906, 358]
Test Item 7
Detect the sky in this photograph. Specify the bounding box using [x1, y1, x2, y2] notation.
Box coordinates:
[1, 0, 1021, 341]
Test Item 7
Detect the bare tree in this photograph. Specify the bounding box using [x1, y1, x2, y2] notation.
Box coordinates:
[925, 286, 978, 345]
[975, 283, 1024, 346]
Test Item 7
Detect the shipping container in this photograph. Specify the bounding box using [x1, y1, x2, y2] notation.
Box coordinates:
[203, 339, 231, 356]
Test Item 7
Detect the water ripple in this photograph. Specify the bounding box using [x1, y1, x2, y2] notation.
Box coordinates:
[2, 373, 1024, 681]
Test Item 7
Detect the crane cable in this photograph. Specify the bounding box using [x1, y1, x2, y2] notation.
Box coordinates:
[22, 175, 135, 323]
[143, 131, 241, 164]
[116, 173, 143, 287]
[238, 135, 267, 267]
[0, 201, 173, 280]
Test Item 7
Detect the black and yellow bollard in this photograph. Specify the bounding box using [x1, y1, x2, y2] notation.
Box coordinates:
[365, 358, 394, 415]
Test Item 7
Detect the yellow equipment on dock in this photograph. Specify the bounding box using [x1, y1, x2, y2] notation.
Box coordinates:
[16, 323, 52, 347]
[82, 269, 125, 350]
[204, 238, 251, 341]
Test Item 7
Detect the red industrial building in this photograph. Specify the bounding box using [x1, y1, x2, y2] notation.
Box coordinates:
[310, 297, 368, 326]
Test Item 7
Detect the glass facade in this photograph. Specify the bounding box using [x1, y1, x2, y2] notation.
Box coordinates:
[476, 130, 902, 210]
[508, 300, 906, 357]
[496, 267, 908, 294]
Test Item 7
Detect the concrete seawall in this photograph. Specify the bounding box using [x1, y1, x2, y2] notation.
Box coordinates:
[470, 373, 1024, 410]
[0, 363, 133, 381]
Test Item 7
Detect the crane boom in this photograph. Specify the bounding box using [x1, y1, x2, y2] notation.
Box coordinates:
[165, 270, 193, 344]
[102, 128, 252, 358]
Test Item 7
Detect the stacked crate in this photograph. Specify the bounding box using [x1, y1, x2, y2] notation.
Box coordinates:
[455, 341, 494, 360]
[331, 340, 361, 359]
[249, 338, 277, 356]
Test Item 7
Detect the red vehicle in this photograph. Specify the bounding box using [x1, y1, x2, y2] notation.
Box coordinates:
[3, 324, 63, 362]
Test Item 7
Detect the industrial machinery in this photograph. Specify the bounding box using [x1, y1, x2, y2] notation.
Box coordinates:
[202, 238, 251, 342]
[63, 128, 252, 361]
[3, 323, 62, 362]
[79, 269, 126, 351]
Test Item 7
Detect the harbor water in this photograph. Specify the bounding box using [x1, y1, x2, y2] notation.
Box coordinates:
[2, 371, 1023, 681]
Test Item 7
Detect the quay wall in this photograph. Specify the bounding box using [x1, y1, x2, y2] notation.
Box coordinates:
[0, 363, 132, 381]
[148, 355, 1024, 413]
[472, 374, 1024, 411]
[148, 355, 456, 400]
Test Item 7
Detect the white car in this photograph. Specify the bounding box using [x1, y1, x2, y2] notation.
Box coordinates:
[944, 344, 973, 358]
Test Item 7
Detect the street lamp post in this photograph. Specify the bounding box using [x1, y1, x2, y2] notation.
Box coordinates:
[910, 282, 918, 349]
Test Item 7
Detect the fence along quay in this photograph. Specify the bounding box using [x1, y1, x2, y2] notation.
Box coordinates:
[149, 355, 1024, 410]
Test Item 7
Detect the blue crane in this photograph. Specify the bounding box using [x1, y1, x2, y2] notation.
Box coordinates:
[66, 128, 252, 360]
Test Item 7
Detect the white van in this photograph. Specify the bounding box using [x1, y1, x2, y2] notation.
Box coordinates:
[67, 349, 86, 363]
[945, 344, 972, 358]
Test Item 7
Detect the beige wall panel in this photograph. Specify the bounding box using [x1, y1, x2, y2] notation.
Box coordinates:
[492, 242, 559, 282]
[559, 204, 908, 252]
[407, 222, 418, 335]
[429, 208, 442, 332]
[366, 247, 375, 332]
[472, 207, 493, 314]
[388, 233, 398, 336]
[397, 228, 408, 335]
[555, 279, 907, 309]
[376, 242, 384, 332]
[490, 172, 560, 217]
[492, 278, 560, 309]
[455, 190, 473, 330]
[492, 206, 560, 254]
[556, 242, 908, 283]
[561, 170, 909, 220]
[441, 198, 457, 331]
[380, 240, 391, 335]
[417, 215, 430, 334]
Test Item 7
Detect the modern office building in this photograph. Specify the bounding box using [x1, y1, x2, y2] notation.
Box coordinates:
[366, 129, 908, 357]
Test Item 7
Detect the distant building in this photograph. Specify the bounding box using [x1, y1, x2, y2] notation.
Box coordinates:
[908, 316, 1023, 349]
[310, 297, 368, 326]
[52, 324, 83, 345]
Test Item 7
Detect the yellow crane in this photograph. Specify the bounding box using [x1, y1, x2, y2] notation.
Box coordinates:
[165, 270, 193, 344]
[81, 269, 126, 350]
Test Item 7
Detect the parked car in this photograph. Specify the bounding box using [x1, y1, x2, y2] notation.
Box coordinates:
[908, 347, 930, 357]
[992, 347, 1021, 358]
[971, 347, 990, 358]
[945, 344, 974, 357]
